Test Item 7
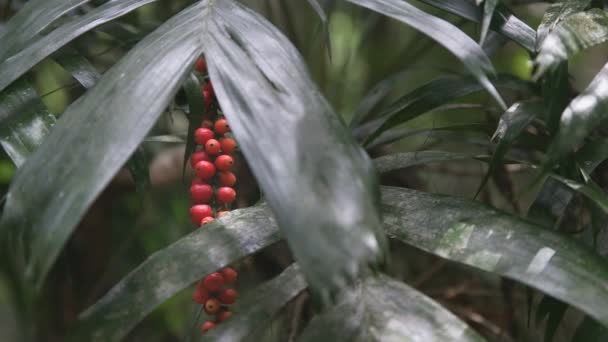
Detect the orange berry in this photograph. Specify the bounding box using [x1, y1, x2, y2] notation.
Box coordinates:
[214, 119, 230, 134]
[218, 288, 237, 304]
[190, 205, 213, 225]
[218, 172, 236, 187]
[200, 321, 215, 332]
[205, 139, 221, 155]
[217, 211, 230, 218]
[217, 187, 236, 204]
[195, 57, 207, 73]
[219, 137, 237, 154]
[201, 217, 215, 225]
[190, 183, 213, 203]
[203, 272, 224, 291]
[194, 128, 214, 145]
[216, 310, 232, 322]
[204, 298, 221, 314]
[220, 267, 238, 284]
[194, 160, 216, 179]
[215, 155, 234, 172]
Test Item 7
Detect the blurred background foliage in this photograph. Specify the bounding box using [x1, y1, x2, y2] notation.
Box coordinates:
[1, 0, 607, 341]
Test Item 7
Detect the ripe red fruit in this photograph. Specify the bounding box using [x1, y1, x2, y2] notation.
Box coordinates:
[192, 286, 209, 304]
[204, 298, 221, 314]
[205, 139, 221, 155]
[202, 82, 214, 98]
[218, 288, 237, 304]
[217, 211, 230, 218]
[195, 57, 207, 73]
[216, 310, 232, 322]
[190, 151, 210, 168]
[201, 216, 214, 225]
[200, 321, 215, 332]
[194, 160, 216, 179]
[219, 137, 237, 154]
[220, 267, 238, 284]
[215, 155, 234, 172]
[190, 183, 213, 203]
[214, 119, 230, 134]
[203, 90, 213, 108]
[191, 177, 205, 186]
[218, 172, 237, 187]
[217, 187, 236, 204]
[194, 128, 214, 145]
[203, 272, 225, 291]
[190, 205, 213, 225]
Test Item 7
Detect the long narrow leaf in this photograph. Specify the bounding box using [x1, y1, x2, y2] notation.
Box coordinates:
[298, 275, 485, 341]
[480, 0, 498, 45]
[70, 205, 282, 342]
[0, 0, 90, 61]
[382, 186, 608, 328]
[419, 0, 536, 52]
[535, 9, 608, 78]
[205, 0, 387, 298]
[546, 62, 608, 166]
[0, 78, 55, 167]
[0, 0, 161, 93]
[0, 1, 208, 291]
[536, 0, 592, 51]
[345, 0, 506, 110]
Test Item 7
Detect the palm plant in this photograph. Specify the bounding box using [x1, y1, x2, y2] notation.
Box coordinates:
[1, 0, 608, 341]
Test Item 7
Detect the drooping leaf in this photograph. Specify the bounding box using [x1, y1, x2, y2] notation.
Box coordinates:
[304, 0, 332, 60]
[373, 151, 485, 174]
[205, 0, 387, 298]
[0, 0, 162, 93]
[366, 123, 490, 150]
[362, 75, 534, 145]
[475, 100, 541, 197]
[536, 0, 592, 51]
[535, 9, 608, 78]
[0, 0, 208, 291]
[541, 62, 570, 136]
[480, 0, 498, 45]
[203, 263, 307, 341]
[0, 78, 55, 167]
[419, 0, 536, 52]
[298, 275, 485, 342]
[53, 51, 101, 89]
[381, 186, 608, 328]
[349, 70, 410, 128]
[546, 61, 608, 167]
[345, 0, 506, 110]
[182, 73, 204, 180]
[550, 173, 608, 215]
[70, 205, 282, 342]
[0, 0, 89, 62]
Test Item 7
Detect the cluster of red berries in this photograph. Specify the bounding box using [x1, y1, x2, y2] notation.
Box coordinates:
[189, 56, 239, 333]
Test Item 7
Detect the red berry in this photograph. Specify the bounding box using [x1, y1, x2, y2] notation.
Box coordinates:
[190, 151, 210, 168]
[201, 216, 214, 225]
[194, 128, 214, 145]
[214, 119, 230, 134]
[190, 205, 213, 225]
[194, 160, 216, 179]
[204, 298, 221, 314]
[215, 155, 234, 172]
[203, 272, 225, 291]
[201, 120, 213, 129]
[218, 288, 237, 304]
[217, 211, 230, 218]
[220, 267, 238, 284]
[192, 286, 209, 304]
[218, 172, 237, 187]
[217, 187, 236, 204]
[216, 310, 232, 322]
[202, 82, 214, 98]
[219, 137, 237, 154]
[190, 183, 213, 203]
[191, 177, 205, 186]
[195, 57, 207, 73]
[203, 90, 213, 108]
[200, 321, 215, 332]
[205, 139, 221, 155]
